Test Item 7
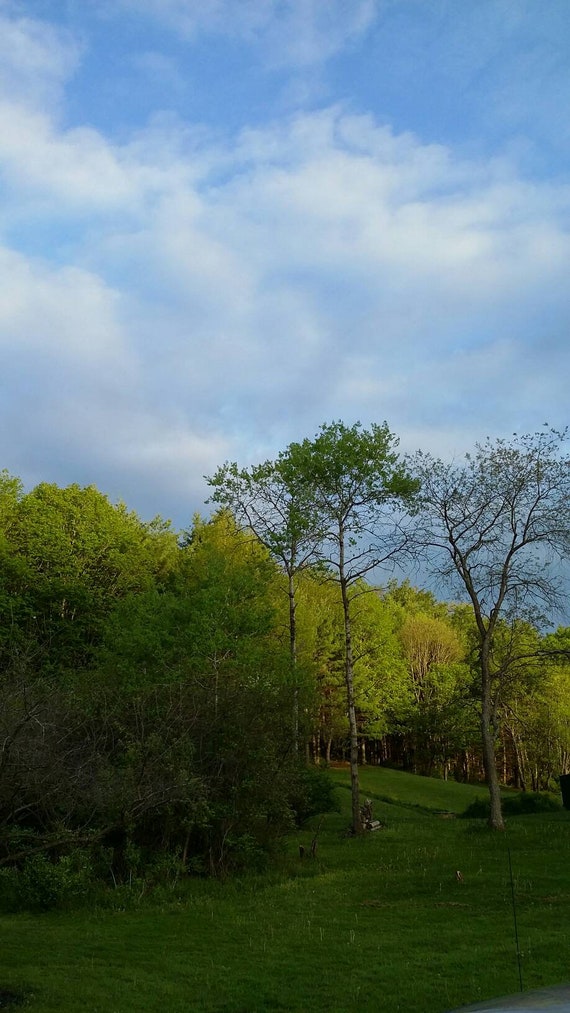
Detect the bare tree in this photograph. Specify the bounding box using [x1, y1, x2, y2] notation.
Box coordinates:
[410, 428, 570, 829]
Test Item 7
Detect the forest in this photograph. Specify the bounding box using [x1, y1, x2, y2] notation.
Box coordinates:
[1, 423, 569, 903]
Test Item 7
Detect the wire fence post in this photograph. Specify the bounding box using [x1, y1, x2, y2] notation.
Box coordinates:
[507, 845, 523, 993]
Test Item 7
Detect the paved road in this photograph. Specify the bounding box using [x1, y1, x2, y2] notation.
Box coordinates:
[448, 984, 570, 1011]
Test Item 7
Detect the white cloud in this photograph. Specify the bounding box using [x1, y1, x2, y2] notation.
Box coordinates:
[0, 240, 229, 519]
[201, 110, 570, 320]
[44, 394, 231, 513]
[1, 47, 569, 521]
[0, 246, 131, 368]
[0, 101, 174, 212]
[0, 9, 79, 110]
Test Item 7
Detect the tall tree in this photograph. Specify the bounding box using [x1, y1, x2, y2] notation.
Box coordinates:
[410, 428, 570, 829]
[285, 421, 417, 833]
[206, 459, 323, 751]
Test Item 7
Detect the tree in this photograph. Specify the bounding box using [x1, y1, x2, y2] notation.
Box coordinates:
[0, 511, 321, 878]
[500, 625, 570, 790]
[289, 571, 345, 764]
[397, 612, 470, 776]
[0, 481, 178, 674]
[399, 613, 463, 707]
[348, 586, 408, 763]
[98, 512, 317, 873]
[410, 428, 570, 829]
[206, 460, 322, 751]
[285, 421, 417, 832]
[299, 575, 407, 766]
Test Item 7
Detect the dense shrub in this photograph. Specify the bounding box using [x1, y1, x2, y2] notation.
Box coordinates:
[0, 851, 94, 912]
[289, 766, 340, 826]
[462, 792, 563, 819]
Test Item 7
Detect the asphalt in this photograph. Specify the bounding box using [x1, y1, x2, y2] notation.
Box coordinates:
[448, 984, 570, 1011]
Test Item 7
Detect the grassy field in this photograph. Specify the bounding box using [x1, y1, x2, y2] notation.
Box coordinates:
[332, 763, 514, 815]
[2, 767, 570, 1013]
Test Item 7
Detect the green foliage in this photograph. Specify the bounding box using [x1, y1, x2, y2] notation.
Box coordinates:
[282, 422, 419, 832]
[0, 481, 178, 674]
[0, 851, 94, 912]
[288, 765, 340, 825]
[207, 457, 323, 579]
[284, 420, 418, 565]
[0, 503, 311, 884]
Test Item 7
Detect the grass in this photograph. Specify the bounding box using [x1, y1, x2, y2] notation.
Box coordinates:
[330, 763, 508, 815]
[1, 768, 569, 1012]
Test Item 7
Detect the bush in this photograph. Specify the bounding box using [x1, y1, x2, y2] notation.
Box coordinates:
[462, 792, 563, 820]
[0, 851, 94, 912]
[289, 766, 340, 826]
[505, 792, 563, 815]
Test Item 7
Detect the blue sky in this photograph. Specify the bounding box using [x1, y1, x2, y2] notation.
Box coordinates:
[1, 0, 569, 527]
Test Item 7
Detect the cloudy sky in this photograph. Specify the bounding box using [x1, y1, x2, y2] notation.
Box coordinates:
[1, 0, 569, 528]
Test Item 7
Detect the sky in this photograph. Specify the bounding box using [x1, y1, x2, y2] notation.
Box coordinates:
[1, 0, 569, 529]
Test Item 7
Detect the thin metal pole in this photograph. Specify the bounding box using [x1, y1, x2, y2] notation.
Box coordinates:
[507, 845, 523, 992]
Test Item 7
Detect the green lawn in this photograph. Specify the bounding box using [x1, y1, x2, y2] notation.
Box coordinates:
[330, 762, 510, 815]
[2, 768, 569, 1013]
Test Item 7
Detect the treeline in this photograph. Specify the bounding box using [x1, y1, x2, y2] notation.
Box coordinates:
[312, 583, 570, 793]
[1, 420, 569, 893]
[0, 477, 337, 893]
[208, 421, 570, 832]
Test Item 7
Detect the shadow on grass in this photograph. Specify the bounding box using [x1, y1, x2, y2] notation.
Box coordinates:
[0, 989, 27, 1008]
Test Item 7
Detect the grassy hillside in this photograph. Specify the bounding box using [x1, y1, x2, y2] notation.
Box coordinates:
[1, 768, 569, 1013]
[330, 762, 509, 815]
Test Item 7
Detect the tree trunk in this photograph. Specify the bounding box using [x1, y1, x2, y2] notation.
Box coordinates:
[340, 573, 362, 834]
[288, 571, 299, 754]
[510, 727, 526, 792]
